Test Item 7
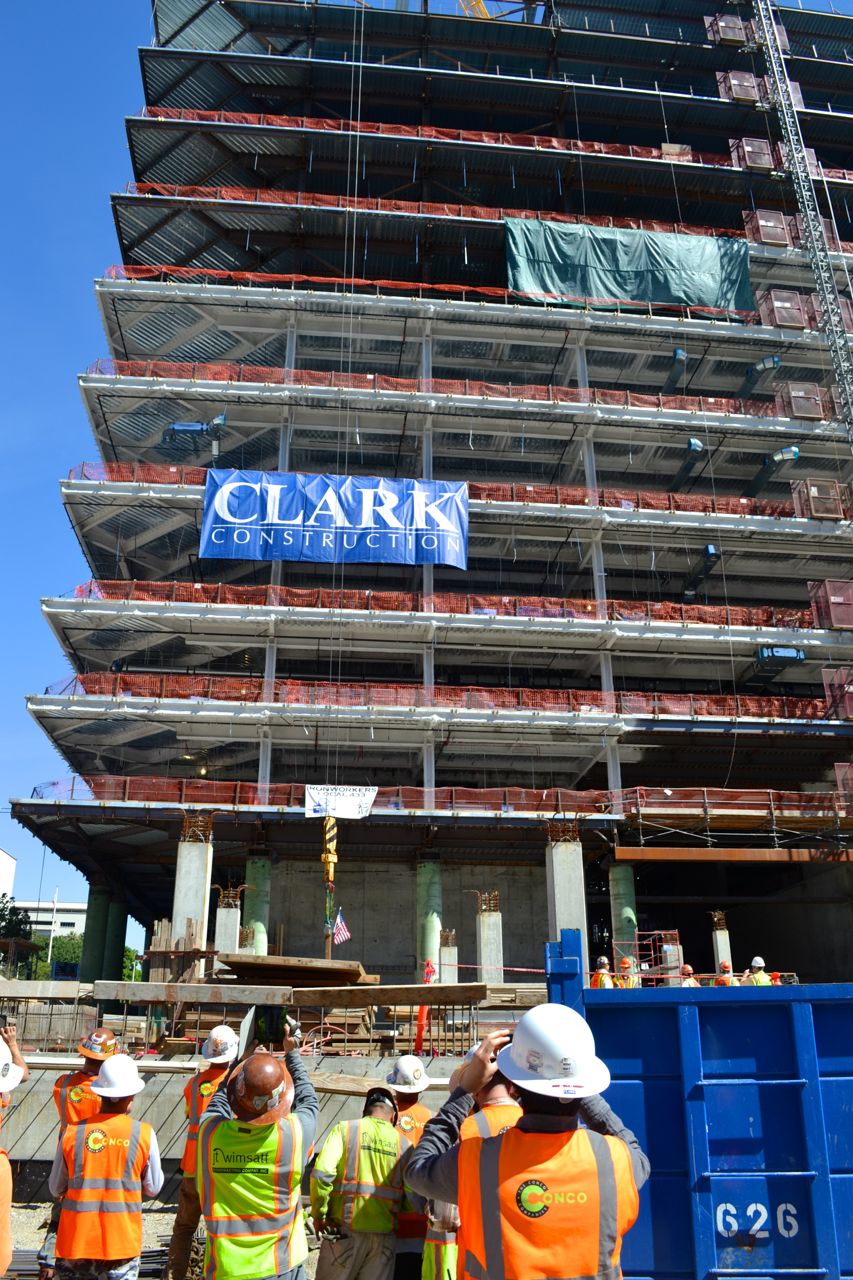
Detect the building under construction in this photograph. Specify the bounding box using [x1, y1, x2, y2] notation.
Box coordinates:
[12, 0, 853, 983]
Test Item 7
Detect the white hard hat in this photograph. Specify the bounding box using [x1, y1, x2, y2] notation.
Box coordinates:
[202, 1025, 239, 1065]
[90, 1053, 145, 1098]
[0, 1038, 24, 1093]
[496, 1003, 610, 1100]
[751, 956, 766, 969]
[386, 1054, 430, 1094]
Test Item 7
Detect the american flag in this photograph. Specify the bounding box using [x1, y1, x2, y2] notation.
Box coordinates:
[332, 908, 352, 945]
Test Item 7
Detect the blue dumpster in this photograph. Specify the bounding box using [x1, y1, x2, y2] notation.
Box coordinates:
[546, 930, 853, 1279]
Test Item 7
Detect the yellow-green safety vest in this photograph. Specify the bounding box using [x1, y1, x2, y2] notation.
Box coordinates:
[197, 1113, 306, 1280]
[745, 971, 772, 986]
[321, 1118, 410, 1233]
[422, 1227, 458, 1280]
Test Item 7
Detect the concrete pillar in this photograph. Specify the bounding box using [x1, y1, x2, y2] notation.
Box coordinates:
[101, 898, 128, 981]
[609, 863, 638, 965]
[172, 839, 214, 949]
[545, 838, 589, 970]
[712, 924, 733, 972]
[476, 909, 504, 984]
[243, 856, 271, 956]
[439, 940, 459, 984]
[214, 902, 242, 968]
[79, 885, 110, 983]
[416, 861, 442, 980]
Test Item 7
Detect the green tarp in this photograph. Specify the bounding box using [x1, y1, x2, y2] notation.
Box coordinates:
[504, 219, 755, 314]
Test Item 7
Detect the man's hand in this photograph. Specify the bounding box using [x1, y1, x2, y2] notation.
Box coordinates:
[457, 1029, 512, 1095]
[282, 1016, 301, 1054]
[0, 1026, 18, 1051]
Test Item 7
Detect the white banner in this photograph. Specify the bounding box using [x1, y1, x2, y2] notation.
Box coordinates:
[305, 784, 378, 819]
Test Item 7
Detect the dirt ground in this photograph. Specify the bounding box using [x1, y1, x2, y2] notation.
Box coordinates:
[11, 1205, 321, 1275]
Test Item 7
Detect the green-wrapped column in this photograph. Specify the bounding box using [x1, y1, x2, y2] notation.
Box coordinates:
[243, 856, 271, 956]
[609, 864, 638, 965]
[79, 886, 111, 982]
[416, 861, 442, 982]
[101, 898, 128, 981]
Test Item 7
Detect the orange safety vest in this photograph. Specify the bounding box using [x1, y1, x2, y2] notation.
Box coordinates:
[714, 975, 734, 987]
[56, 1113, 152, 1262]
[456, 1125, 639, 1280]
[53, 1071, 102, 1132]
[460, 1103, 522, 1142]
[590, 972, 613, 990]
[181, 1064, 228, 1175]
[395, 1100, 432, 1145]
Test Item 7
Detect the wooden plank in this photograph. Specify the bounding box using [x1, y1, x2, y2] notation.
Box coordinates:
[0, 982, 94, 1000]
[93, 981, 293, 1005]
[289, 982, 486, 1008]
[615, 845, 853, 863]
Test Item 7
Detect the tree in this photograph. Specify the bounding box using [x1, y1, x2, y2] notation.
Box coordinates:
[123, 947, 141, 981]
[33, 932, 83, 981]
[0, 895, 32, 941]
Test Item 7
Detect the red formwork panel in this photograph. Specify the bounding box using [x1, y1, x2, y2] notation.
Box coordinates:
[757, 289, 808, 329]
[775, 382, 825, 420]
[743, 209, 791, 246]
[810, 581, 853, 629]
[731, 137, 777, 171]
[792, 479, 848, 520]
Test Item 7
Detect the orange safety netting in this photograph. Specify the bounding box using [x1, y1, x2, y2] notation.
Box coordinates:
[74, 579, 814, 632]
[53, 672, 830, 722]
[84, 360, 784, 419]
[67, 463, 798, 520]
[32, 774, 850, 819]
[139, 105, 736, 170]
[107, 262, 760, 321]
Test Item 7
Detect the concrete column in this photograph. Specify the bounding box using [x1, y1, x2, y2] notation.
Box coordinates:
[609, 863, 638, 965]
[172, 840, 214, 949]
[101, 898, 128, 981]
[711, 924, 733, 972]
[545, 838, 589, 969]
[439, 940, 459, 984]
[422, 414, 434, 612]
[243, 856, 271, 956]
[79, 885, 111, 983]
[416, 861, 442, 980]
[476, 909, 504, 983]
[214, 903, 242, 968]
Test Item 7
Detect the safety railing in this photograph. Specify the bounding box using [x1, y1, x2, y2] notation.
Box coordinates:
[138, 105, 737, 171]
[67, 463, 800, 520]
[28, 775, 851, 823]
[72, 579, 815, 632]
[44, 672, 831, 722]
[83, 359, 785, 419]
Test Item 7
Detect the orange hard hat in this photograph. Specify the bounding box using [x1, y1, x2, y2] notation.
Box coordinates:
[79, 1027, 118, 1061]
[720, 961, 732, 972]
[619, 958, 632, 969]
[771, 971, 781, 980]
[680, 964, 693, 975]
[227, 1052, 294, 1125]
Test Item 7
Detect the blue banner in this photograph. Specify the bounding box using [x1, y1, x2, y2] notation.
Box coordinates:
[200, 470, 468, 568]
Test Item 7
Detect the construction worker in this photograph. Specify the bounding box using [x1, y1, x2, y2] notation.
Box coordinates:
[741, 955, 772, 986]
[311, 1087, 412, 1280]
[196, 1031, 318, 1280]
[422, 1055, 523, 1280]
[40, 1028, 118, 1280]
[617, 957, 641, 989]
[714, 961, 735, 987]
[0, 1026, 29, 1277]
[770, 971, 783, 986]
[50, 1054, 164, 1280]
[406, 1010, 648, 1280]
[165, 1024, 239, 1280]
[590, 956, 614, 989]
[680, 964, 700, 988]
[385, 1056, 431, 1279]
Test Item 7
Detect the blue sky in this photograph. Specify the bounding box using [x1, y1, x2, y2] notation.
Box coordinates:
[0, 0, 852, 937]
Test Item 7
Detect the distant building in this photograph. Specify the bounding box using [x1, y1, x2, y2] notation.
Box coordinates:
[17, 900, 87, 943]
[0, 851, 15, 900]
